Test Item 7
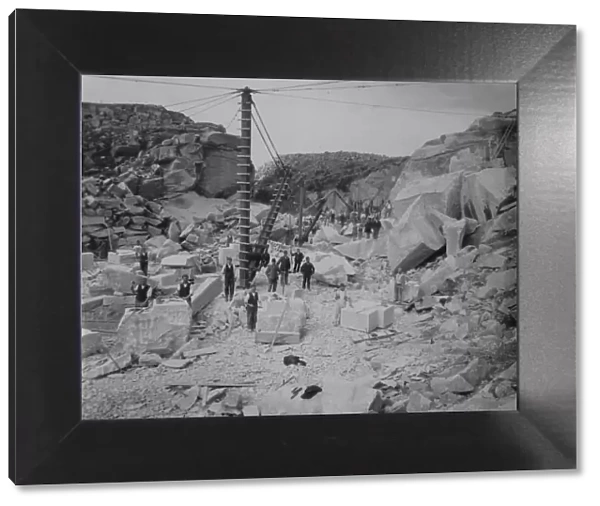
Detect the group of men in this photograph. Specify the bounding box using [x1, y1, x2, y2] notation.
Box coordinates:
[263, 249, 315, 292]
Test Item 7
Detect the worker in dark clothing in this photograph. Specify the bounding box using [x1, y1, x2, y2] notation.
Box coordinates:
[135, 241, 149, 276]
[131, 278, 152, 308]
[222, 257, 236, 302]
[265, 258, 280, 292]
[277, 251, 291, 294]
[245, 285, 259, 332]
[372, 216, 383, 240]
[364, 216, 374, 239]
[177, 274, 195, 306]
[292, 248, 304, 273]
[261, 246, 271, 269]
[300, 256, 315, 290]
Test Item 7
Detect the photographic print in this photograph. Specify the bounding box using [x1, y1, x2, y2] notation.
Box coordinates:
[81, 76, 518, 419]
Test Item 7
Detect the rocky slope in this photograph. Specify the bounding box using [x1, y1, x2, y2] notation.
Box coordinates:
[82, 102, 245, 199]
[254, 152, 407, 206]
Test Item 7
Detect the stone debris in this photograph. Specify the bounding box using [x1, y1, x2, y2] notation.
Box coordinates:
[83, 353, 132, 380]
[183, 346, 218, 358]
[82, 329, 104, 358]
[162, 358, 193, 369]
[406, 391, 432, 412]
[139, 353, 162, 367]
[175, 385, 200, 411]
[81, 106, 519, 419]
[116, 300, 192, 356]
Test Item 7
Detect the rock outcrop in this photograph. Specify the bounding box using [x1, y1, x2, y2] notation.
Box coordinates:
[83, 102, 247, 200]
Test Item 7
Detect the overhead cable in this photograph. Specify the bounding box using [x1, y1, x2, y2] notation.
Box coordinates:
[93, 75, 240, 91]
[257, 91, 487, 117]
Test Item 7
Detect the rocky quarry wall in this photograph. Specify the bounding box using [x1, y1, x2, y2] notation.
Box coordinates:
[83, 102, 246, 199]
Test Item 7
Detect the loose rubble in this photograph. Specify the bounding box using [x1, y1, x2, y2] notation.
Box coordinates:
[81, 106, 518, 419]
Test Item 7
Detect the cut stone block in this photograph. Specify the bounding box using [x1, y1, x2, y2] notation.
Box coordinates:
[82, 252, 95, 270]
[372, 306, 394, 328]
[149, 271, 179, 288]
[190, 275, 223, 316]
[218, 246, 239, 265]
[340, 307, 379, 333]
[255, 298, 307, 345]
[102, 295, 136, 308]
[161, 254, 198, 268]
[82, 295, 105, 312]
[108, 250, 137, 265]
[82, 329, 103, 358]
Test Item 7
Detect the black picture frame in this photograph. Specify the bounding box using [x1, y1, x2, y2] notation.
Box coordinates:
[9, 9, 577, 485]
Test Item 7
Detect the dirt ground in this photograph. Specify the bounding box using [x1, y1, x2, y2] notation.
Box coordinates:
[82, 259, 517, 419]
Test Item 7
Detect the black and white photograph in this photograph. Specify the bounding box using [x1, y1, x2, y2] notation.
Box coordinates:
[80, 76, 518, 419]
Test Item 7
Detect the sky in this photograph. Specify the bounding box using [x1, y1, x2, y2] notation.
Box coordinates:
[83, 76, 516, 170]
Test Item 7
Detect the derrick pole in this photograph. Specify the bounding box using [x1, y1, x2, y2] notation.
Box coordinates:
[298, 179, 305, 246]
[237, 87, 253, 288]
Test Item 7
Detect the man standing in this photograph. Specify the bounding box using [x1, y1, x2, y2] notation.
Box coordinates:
[395, 272, 408, 302]
[292, 248, 304, 273]
[131, 277, 152, 308]
[265, 258, 279, 292]
[177, 274, 194, 306]
[364, 216, 374, 239]
[222, 256, 236, 302]
[372, 215, 382, 240]
[277, 251, 291, 294]
[245, 285, 259, 332]
[333, 285, 350, 326]
[300, 256, 315, 290]
[136, 242, 149, 276]
[227, 290, 246, 336]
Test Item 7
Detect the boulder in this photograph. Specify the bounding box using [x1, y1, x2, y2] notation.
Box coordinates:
[168, 221, 181, 241]
[446, 374, 475, 393]
[138, 177, 166, 200]
[392, 171, 464, 220]
[156, 239, 182, 260]
[459, 358, 491, 387]
[82, 329, 103, 358]
[418, 261, 458, 297]
[139, 353, 162, 367]
[144, 235, 168, 250]
[313, 261, 347, 287]
[82, 252, 95, 270]
[387, 196, 446, 273]
[483, 206, 517, 243]
[477, 268, 517, 297]
[406, 391, 432, 412]
[116, 300, 192, 356]
[477, 252, 507, 269]
[461, 167, 517, 223]
[163, 158, 197, 194]
[334, 239, 376, 261]
[83, 353, 132, 380]
[443, 219, 467, 256]
[101, 264, 136, 292]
